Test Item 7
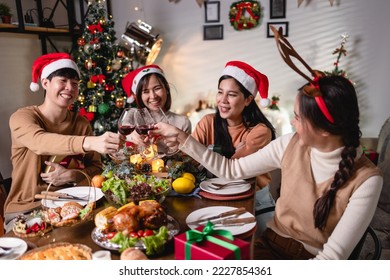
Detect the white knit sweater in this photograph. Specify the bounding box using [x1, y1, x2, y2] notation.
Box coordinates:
[180, 132, 383, 259]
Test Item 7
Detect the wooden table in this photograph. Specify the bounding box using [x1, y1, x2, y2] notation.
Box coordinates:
[4, 194, 256, 260]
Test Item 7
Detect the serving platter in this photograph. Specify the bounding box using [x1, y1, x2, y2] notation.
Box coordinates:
[91, 215, 180, 251]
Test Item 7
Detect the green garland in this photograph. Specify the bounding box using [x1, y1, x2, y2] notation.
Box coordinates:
[229, 0, 262, 31]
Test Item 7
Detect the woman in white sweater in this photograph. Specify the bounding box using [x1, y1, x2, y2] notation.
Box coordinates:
[151, 74, 383, 259]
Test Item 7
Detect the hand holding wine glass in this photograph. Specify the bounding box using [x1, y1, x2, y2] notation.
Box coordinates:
[113, 108, 137, 159]
[150, 107, 179, 156]
[134, 108, 158, 158]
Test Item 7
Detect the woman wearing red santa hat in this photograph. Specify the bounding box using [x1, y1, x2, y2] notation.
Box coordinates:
[121, 64, 191, 149]
[5, 53, 124, 232]
[150, 31, 383, 259]
[191, 61, 276, 235]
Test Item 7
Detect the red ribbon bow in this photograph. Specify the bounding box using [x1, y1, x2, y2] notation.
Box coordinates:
[90, 74, 106, 84]
[235, 2, 256, 21]
[88, 22, 103, 34]
[79, 107, 94, 122]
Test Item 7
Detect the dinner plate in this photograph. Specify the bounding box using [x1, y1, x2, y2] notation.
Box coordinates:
[0, 237, 28, 260]
[41, 186, 104, 208]
[186, 206, 256, 236]
[199, 178, 251, 195]
[91, 215, 180, 251]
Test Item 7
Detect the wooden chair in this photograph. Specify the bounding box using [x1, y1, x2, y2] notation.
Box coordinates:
[348, 226, 382, 260]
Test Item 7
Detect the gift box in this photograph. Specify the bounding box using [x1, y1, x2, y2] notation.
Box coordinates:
[174, 222, 250, 260]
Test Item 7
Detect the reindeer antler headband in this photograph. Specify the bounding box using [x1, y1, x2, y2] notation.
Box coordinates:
[270, 25, 335, 124]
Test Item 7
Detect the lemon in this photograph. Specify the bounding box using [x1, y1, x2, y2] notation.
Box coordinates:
[172, 177, 195, 194]
[182, 172, 196, 183]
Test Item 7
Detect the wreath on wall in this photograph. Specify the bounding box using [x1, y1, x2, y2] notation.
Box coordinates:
[229, 0, 262, 31]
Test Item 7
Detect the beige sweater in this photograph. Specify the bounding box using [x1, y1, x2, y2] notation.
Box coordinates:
[5, 106, 102, 215]
[180, 132, 383, 259]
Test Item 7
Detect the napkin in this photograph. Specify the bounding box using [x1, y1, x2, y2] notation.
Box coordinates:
[167, 187, 202, 198]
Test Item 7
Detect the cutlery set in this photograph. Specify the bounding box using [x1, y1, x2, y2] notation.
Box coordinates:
[34, 191, 89, 201]
[187, 207, 255, 226]
[206, 180, 248, 190]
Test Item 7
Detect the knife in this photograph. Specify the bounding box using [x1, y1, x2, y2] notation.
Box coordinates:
[187, 207, 247, 225]
[35, 192, 89, 201]
[213, 217, 256, 226]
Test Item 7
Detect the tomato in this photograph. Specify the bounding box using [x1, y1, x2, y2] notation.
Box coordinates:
[129, 231, 139, 238]
[137, 230, 144, 237]
[143, 229, 154, 237]
[106, 232, 117, 239]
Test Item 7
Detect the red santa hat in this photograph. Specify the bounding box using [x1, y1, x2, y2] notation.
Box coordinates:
[222, 61, 270, 107]
[122, 65, 164, 98]
[30, 52, 80, 92]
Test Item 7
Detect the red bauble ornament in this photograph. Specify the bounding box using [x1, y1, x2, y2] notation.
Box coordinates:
[104, 84, 115, 92]
[77, 37, 86, 46]
[117, 50, 125, 58]
[116, 97, 125, 108]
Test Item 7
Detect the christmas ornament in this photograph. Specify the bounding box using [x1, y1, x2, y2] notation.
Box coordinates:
[269, 95, 280, 111]
[229, 1, 262, 31]
[78, 95, 85, 103]
[88, 104, 97, 112]
[98, 103, 110, 115]
[115, 97, 125, 108]
[91, 74, 106, 84]
[93, 43, 101, 50]
[117, 50, 124, 58]
[87, 81, 96, 88]
[84, 43, 92, 54]
[77, 37, 86, 46]
[106, 65, 112, 73]
[94, 120, 104, 133]
[79, 107, 94, 121]
[104, 84, 115, 92]
[111, 59, 122, 71]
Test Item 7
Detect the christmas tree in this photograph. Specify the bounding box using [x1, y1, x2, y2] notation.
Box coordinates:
[72, 1, 133, 135]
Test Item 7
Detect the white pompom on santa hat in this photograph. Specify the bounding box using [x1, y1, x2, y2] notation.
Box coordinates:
[121, 64, 164, 102]
[222, 61, 270, 107]
[30, 52, 80, 92]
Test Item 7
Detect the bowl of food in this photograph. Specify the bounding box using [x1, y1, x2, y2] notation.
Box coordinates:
[101, 174, 171, 207]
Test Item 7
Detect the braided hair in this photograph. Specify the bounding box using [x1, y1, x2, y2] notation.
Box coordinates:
[298, 75, 361, 230]
[214, 75, 276, 158]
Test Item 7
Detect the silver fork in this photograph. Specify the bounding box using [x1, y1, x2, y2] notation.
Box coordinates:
[210, 181, 246, 188]
[0, 244, 21, 256]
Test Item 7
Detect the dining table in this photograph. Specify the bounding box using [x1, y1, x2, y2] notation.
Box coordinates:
[3, 186, 256, 260]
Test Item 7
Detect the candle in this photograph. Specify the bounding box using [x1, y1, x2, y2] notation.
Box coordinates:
[151, 159, 164, 172]
[130, 154, 143, 164]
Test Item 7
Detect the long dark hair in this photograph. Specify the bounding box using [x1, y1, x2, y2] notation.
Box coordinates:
[214, 75, 276, 158]
[135, 73, 172, 112]
[299, 75, 361, 230]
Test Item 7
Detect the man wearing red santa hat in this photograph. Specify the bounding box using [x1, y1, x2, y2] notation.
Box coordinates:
[4, 52, 124, 232]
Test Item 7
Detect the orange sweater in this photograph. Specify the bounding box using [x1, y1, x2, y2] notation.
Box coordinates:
[192, 113, 272, 188]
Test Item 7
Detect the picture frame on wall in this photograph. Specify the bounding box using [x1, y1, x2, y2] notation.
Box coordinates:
[205, 1, 220, 23]
[267, 22, 289, 38]
[203, 24, 224, 40]
[270, 0, 286, 19]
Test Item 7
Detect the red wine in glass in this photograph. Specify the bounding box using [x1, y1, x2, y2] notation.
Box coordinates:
[118, 125, 135, 136]
[135, 124, 155, 135]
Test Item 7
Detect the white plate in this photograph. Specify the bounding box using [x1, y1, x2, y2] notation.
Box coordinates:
[0, 237, 28, 260]
[41, 186, 104, 208]
[199, 178, 251, 195]
[186, 206, 256, 236]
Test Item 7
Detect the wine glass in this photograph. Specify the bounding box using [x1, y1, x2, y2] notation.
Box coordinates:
[149, 107, 179, 157]
[134, 108, 158, 159]
[114, 108, 137, 160]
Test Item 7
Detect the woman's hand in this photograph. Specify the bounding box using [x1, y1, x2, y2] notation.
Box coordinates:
[83, 131, 125, 154]
[150, 122, 189, 146]
[126, 131, 149, 147]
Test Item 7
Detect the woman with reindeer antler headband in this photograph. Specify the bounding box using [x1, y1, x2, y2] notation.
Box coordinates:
[149, 27, 383, 259]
